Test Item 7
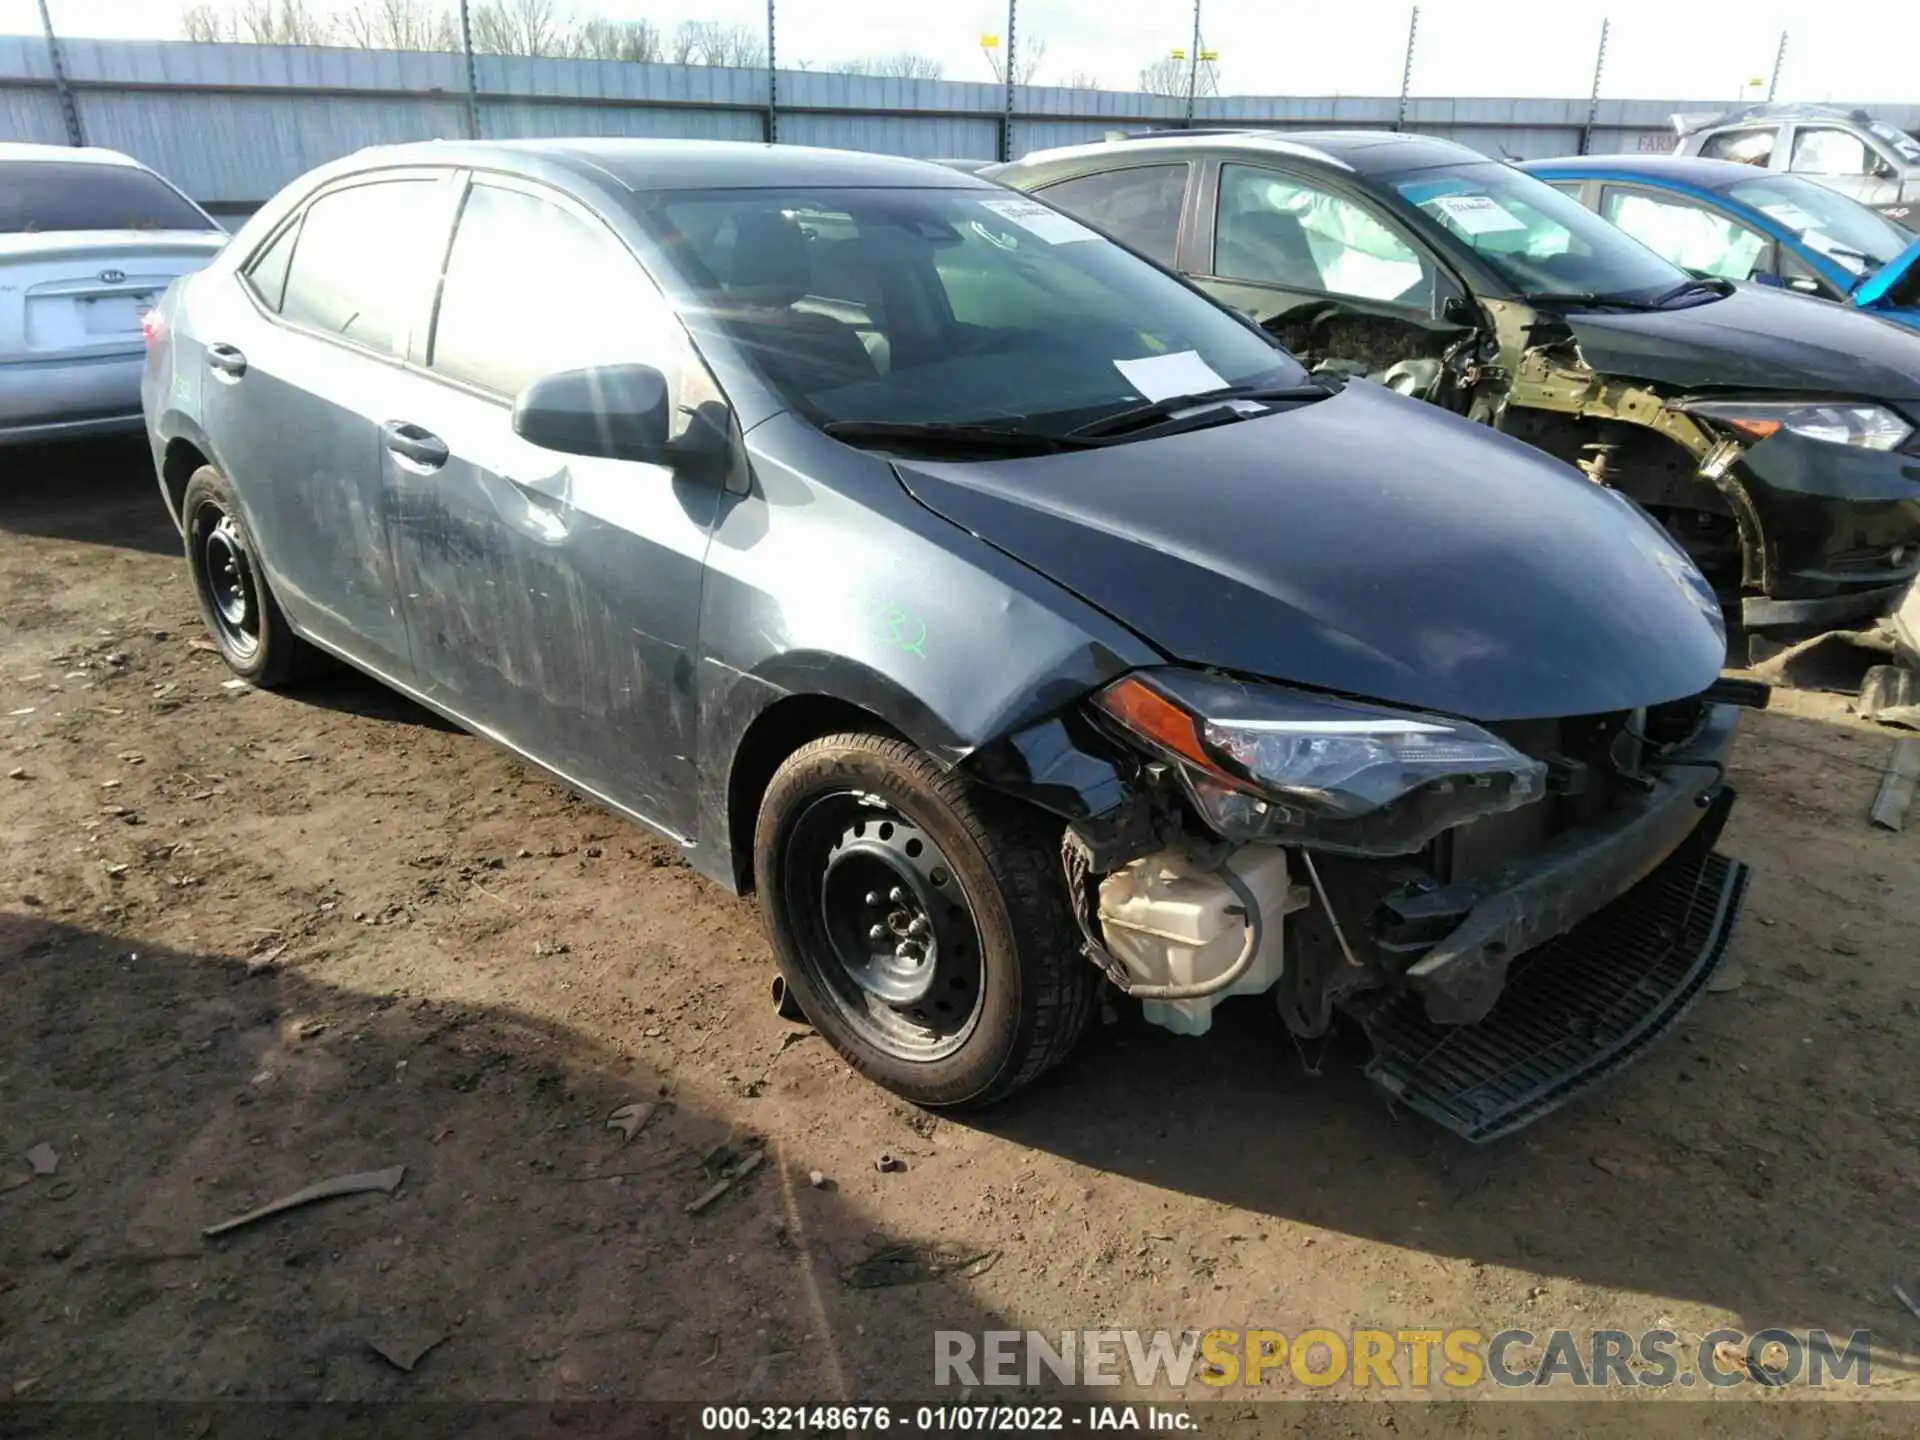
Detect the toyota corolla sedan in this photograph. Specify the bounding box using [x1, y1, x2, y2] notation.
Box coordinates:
[143, 140, 1757, 1141]
[990, 131, 1920, 635]
[2, 142, 225, 446]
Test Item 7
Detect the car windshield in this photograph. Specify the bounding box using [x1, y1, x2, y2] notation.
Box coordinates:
[1723, 173, 1913, 274]
[1867, 120, 1920, 165]
[0, 162, 215, 234]
[633, 186, 1305, 434]
[1393, 161, 1689, 304]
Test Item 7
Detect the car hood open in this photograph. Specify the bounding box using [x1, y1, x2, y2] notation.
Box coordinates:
[892, 383, 1728, 723]
[1565, 283, 1920, 401]
[1854, 232, 1920, 312]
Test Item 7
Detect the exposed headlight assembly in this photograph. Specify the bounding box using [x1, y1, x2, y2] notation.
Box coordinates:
[1682, 400, 1913, 452]
[1093, 670, 1547, 856]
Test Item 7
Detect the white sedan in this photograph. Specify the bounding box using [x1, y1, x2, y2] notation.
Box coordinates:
[2, 142, 226, 446]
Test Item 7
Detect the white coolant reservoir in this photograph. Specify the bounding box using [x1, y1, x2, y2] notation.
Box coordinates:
[1096, 848, 1308, 1036]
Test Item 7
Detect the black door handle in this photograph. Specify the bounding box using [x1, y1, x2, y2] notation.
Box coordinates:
[206, 343, 247, 378]
[381, 421, 449, 470]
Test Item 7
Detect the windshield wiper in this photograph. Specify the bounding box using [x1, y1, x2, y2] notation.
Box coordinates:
[1066, 381, 1332, 440]
[1519, 291, 1663, 312]
[820, 419, 1098, 456]
[1651, 276, 1735, 307]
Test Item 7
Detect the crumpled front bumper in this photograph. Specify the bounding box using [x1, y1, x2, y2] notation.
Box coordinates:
[1398, 702, 1740, 1025]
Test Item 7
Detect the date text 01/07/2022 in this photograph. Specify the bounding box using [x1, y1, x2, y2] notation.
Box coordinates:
[697, 1404, 1198, 1431]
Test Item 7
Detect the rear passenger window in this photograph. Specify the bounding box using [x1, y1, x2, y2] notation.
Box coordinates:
[244, 217, 299, 311]
[429, 182, 664, 396]
[279, 179, 444, 356]
[1036, 165, 1187, 267]
[1700, 127, 1777, 168]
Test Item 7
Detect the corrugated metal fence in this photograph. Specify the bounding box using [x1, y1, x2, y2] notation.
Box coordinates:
[4, 36, 1919, 212]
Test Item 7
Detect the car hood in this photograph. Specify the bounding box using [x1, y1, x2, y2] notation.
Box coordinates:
[892, 383, 1728, 723]
[1564, 283, 1920, 401]
[1854, 232, 1920, 312]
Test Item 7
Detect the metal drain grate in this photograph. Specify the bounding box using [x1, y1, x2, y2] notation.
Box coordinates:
[1361, 846, 1750, 1143]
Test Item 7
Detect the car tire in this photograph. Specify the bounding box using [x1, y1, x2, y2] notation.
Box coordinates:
[180, 465, 318, 689]
[754, 732, 1098, 1109]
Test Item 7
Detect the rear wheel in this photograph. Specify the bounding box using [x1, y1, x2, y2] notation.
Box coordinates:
[753, 733, 1097, 1108]
[181, 465, 318, 688]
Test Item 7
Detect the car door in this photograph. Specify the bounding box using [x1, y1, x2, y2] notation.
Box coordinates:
[377, 173, 724, 838]
[1787, 124, 1899, 206]
[1188, 160, 1478, 409]
[202, 172, 457, 678]
[1596, 184, 1776, 284]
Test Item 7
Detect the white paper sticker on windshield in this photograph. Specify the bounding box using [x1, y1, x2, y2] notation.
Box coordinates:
[1114, 351, 1228, 403]
[977, 197, 1098, 245]
[1427, 193, 1528, 235]
[1758, 202, 1819, 231]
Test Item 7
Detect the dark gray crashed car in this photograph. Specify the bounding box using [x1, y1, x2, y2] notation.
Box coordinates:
[142, 140, 1757, 1141]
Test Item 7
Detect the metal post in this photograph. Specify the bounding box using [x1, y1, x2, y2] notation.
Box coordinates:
[767, 0, 778, 143]
[456, 0, 480, 139]
[1184, 0, 1202, 127]
[1001, 0, 1016, 163]
[1395, 5, 1418, 133]
[1766, 31, 1787, 102]
[35, 0, 84, 147]
[1580, 17, 1609, 155]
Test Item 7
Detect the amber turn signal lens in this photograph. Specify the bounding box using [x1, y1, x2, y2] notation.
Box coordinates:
[1094, 675, 1217, 772]
[1725, 417, 1781, 440]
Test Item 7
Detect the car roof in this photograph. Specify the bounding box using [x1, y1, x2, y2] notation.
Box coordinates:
[343, 138, 995, 191]
[1005, 128, 1487, 178]
[1521, 153, 1779, 194]
[0, 142, 145, 167]
[1687, 102, 1876, 129]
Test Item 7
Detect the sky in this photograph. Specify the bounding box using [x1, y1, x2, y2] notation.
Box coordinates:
[1, 0, 1915, 103]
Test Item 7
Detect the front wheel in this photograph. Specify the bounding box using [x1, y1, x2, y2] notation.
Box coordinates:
[753, 733, 1097, 1108]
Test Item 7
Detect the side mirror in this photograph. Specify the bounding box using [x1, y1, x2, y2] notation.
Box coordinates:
[1440, 294, 1480, 328]
[513, 364, 675, 464]
[1874, 158, 1899, 181]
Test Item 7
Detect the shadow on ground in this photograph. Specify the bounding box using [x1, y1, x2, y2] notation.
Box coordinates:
[1, 440, 179, 558]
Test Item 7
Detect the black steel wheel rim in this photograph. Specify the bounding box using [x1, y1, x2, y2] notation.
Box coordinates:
[779, 789, 987, 1062]
[192, 500, 261, 660]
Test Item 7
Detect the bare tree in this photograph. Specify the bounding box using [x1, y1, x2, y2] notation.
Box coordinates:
[469, 0, 561, 57]
[338, 0, 458, 52]
[1060, 70, 1104, 90]
[568, 17, 664, 64]
[981, 36, 1045, 85]
[213, 0, 335, 45]
[670, 20, 767, 69]
[835, 53, 945, 80]
[181, 3, 235, 41]
[1138, 54, 1219, 98]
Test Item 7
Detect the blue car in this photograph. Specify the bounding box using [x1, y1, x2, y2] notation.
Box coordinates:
[1522, 154, 1920, 333]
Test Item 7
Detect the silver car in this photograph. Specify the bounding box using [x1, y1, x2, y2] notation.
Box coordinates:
[1673, 103, 1920, 228]
[1, 142, 225, 446]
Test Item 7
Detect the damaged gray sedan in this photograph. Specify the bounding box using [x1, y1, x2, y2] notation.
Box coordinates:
[142, 140, 1757, 1140]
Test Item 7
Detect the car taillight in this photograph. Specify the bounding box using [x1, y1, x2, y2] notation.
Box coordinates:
[141, 309, 165, 347]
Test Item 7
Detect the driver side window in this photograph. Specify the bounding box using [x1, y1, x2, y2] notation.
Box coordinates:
[1791, 127, 1873, 176]
[1214, 164, 1437, 311]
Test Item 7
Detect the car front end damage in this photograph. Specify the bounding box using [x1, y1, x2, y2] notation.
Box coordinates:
[969, 673, 1762, 1142]
[1484, 303, 1920, 635]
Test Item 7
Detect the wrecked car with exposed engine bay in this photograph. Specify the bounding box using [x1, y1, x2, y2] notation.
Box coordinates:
[990, 130, 1920, 640]
[145, 139, 1757, 1143]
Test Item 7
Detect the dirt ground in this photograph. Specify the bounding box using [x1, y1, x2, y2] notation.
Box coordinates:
[3, 440, 1918, 1429]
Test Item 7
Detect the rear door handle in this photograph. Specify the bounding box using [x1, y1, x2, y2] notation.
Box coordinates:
[206, 343, 247, 378]
[381, 421, 449, 471]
